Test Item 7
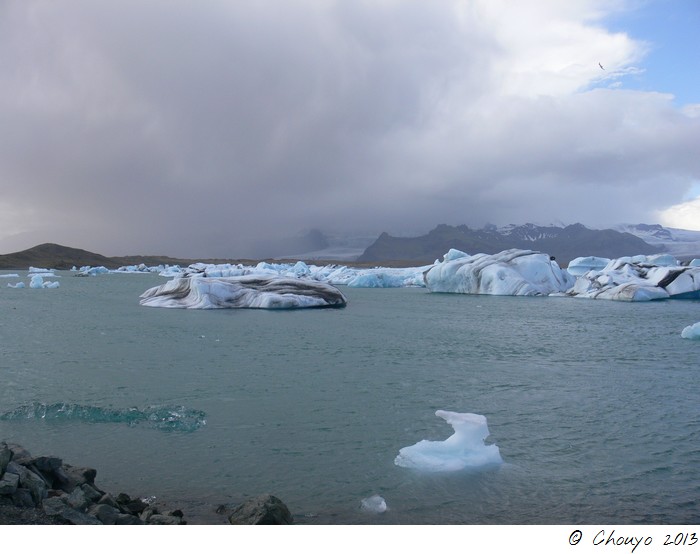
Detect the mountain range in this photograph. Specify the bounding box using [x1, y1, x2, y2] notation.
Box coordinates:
[1, 223, 699, 270]
[357, 223, 700, 265]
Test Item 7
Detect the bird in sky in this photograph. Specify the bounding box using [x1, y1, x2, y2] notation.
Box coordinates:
[599, 62, 605, 70]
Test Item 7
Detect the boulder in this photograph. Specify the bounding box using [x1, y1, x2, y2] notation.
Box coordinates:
[228, 494, 293, 525]
[0, 472, 19, 496]
[42, 496, 102, 525]
[0, 444, 12, 475]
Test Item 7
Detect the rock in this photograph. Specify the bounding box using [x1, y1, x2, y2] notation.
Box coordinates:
[228, 494, 293, 525]
[148, 514, 184, 525]
[4, 443, 32, 465]
[43, 496, 102, 524]
[118, 495, 148, 516]
[0, 444, 12, 475]
[66, 487, 91, 511]
[114, 513, 145, 525]
[88, 503, 121, 525]
[0, 472, 19, 496]
[54, 464, 97, 493]
[0, 443, 184, 525]
[12, 488, 35, 508]
[6, 462, 47, 505]
[80, 483, 104, 503]
[97, 493, 120, 509]
[29, 456, 63, 473]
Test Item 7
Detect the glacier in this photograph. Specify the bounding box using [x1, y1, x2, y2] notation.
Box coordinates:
[395, 411, 503, 472]
[139, 276, 347, 309]
[424, 249, 575, 296]
[681, 322, 700, 340]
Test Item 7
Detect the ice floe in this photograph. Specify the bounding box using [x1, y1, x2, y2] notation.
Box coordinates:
[360, 495, 387, 513]
[394, 411, 503, 472]
[424, 249, 575, 296]
[139, 276, 347, 309]
[681, 322, 700, 340]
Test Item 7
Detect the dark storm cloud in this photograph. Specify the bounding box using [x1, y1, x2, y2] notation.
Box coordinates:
[1, 0, 699, 256]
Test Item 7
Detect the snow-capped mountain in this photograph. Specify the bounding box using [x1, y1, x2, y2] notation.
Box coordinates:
[615, 224, 700, 259]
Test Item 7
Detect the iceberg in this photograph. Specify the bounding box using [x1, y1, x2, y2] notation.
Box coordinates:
[681, 322, 700, 340]
[76, 265, 110, 276]
[0, 273, 20, 278]
[424, 249, 574, 296]
[567, 256, 610, 276]
[360, 495, 387, 513]
[570, 256, 700, 301]
[29, 275, 60, 289]
[394, 411, 503, 472]
[346, 266, 430, 288]
[7, 282, 25, 288]
[139, 276, 347, 309]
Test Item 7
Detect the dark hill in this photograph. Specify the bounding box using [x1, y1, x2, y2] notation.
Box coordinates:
[0, 243, 240, 270]
[357, 223, 663, 265]
[0, 243, 116, 270]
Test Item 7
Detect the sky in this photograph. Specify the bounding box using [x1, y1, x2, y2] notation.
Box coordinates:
[1, 0, 699, 257]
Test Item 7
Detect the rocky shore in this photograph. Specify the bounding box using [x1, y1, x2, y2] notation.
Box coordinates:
[0, 442, 293, 525]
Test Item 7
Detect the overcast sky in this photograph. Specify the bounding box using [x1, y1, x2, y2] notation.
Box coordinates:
[1, 0, 699, 257]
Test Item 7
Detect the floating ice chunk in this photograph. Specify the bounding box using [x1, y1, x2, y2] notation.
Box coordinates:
[570, 257, 700, 301]
[7, 282, 25, 288]
[0, 273, 20, 278]
[425, 249, 574, 296]
[346, 266, 430, 288]
[139, 276, 347, 309]
[681, 322, 700, 340]
[442, 248, 469, 262]
[76, 265, 110, 276]
[394, 411, 503, 472]
[28, 266, 54, 274]
[360, 495, 387, 513]
[29, 275, 60, 288]
[567, 256, 610, 276]
[29, 275, 44, 288]
[691, 259, 700, 268]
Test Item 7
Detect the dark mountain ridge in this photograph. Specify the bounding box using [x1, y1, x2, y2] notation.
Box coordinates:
[357, 223, 663, 265]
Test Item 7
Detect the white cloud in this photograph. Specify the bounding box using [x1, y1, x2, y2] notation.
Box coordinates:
[658, 197, 700, 231]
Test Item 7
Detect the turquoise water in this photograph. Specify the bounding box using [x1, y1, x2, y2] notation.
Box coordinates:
[1, 272, 699, 524]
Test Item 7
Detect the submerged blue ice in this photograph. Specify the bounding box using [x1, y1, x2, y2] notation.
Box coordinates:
[395, 411, 503, 472]
[0, 402, 206, 432]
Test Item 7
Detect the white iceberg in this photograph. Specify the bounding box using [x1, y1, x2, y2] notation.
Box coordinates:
[567, 256, 610, 276]
[7, 282, 25, 288]
[681, 322, 700, 340]
[139, 276, 347, 309]
[394, 411, 503, 472]
[570, 256, 700, 301]
[424, 249, 574, 296]
[346, 266, 430, 288]
[0, 273, 20, 278]
[29, 275, 60, 289]
[360, 495, 387, 513]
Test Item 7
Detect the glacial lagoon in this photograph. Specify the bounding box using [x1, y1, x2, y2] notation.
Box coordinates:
[1, 271, 699, 524]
